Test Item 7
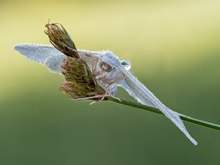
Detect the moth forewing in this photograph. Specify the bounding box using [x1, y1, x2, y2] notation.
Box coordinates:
[119, 69, 198, 145]
[14, 43, 65, 74]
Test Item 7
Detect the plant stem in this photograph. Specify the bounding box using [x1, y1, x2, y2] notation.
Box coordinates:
[107, 97, 220, 131]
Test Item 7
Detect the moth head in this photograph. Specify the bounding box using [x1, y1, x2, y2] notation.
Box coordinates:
[99, 61, 113, 72]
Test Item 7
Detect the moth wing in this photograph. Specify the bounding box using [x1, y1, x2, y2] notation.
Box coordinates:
[14, 43, 65, 73]
[121, 70, 197, 145]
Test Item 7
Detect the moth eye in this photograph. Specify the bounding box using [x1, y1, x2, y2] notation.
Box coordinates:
[100, 62, 112, 72]
[121, 60, 131, 70]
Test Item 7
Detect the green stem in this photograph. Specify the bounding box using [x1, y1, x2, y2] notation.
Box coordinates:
[107, 97, 220, 131]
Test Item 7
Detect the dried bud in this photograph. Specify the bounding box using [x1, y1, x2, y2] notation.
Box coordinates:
[45, 23, 79, 58]
[60, 57, 107, 100]
[45, 22, 107, 100]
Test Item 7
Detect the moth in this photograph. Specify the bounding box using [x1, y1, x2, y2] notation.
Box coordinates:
[14, 23, 197, 145]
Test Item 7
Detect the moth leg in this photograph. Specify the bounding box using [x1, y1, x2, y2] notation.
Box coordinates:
[79, 59, 89, 76]
[81, 54, 106, 85]
[89, 92, 111, 105]
[90, 95, 122, 105]
[70, 92, 111, 105]
[82, 53, 101, 74]
[69, 92, 110, 101]
[107, 73, 125, 88]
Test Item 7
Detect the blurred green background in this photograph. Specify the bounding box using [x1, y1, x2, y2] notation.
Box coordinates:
[1, 0, 220, 164]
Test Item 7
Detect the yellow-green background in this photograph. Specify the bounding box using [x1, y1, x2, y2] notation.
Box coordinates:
[1, 0, 220, 164]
